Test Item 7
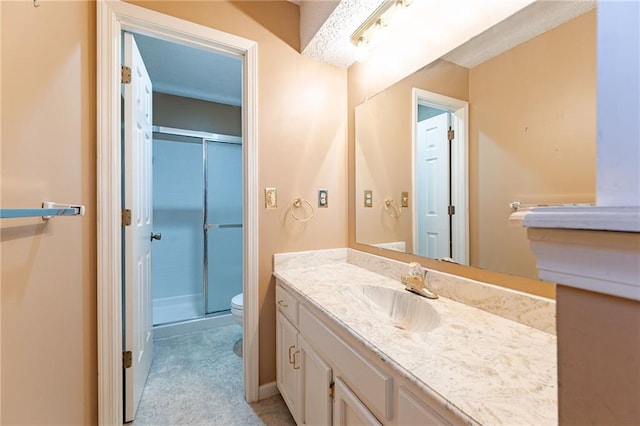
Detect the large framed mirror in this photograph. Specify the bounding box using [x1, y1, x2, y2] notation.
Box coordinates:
[354, 1, 596, 281]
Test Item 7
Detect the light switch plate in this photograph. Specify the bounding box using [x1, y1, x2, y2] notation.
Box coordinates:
[265, 188, 277, 209]
[401, 191, 409, 208]
[318, 189, 328, 208]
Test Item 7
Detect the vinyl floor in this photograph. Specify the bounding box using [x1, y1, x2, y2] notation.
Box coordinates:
[132, 324, 295, 426]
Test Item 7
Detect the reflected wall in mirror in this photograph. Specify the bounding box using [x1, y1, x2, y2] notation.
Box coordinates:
[355, 4, 596, 281]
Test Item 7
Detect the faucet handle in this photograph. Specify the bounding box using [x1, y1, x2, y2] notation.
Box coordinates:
[404, 262, 437, 299]
[408, 262, 423, 277]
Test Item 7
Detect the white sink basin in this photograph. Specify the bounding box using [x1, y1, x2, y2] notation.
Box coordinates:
[349, 285, 440, 333]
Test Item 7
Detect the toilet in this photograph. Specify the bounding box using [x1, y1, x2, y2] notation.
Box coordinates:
[231, 293, 243, 327]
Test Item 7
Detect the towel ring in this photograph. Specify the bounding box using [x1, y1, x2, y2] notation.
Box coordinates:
[291, 198, 314, 222]
[384, 198, 402, 218]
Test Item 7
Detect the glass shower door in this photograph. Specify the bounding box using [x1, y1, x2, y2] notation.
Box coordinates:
[205, 140, 243, 314]
[152, 137, 204, 324]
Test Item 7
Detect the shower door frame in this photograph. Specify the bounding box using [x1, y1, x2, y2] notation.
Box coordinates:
[97, 2, 260, 424]
[152, 125, 243, 320]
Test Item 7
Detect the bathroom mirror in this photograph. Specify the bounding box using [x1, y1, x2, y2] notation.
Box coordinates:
[355, 2, 596, 280]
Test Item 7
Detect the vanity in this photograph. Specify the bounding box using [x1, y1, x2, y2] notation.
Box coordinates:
[273, 249, 556, 425]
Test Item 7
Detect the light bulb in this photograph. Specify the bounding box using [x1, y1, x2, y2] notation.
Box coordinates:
[393, 0, 408, 21]
[369, 18, 388, 45]
[355, 37, 369, 62]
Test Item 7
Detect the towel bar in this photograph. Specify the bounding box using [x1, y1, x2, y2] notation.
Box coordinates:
[0, 202, 85, 219]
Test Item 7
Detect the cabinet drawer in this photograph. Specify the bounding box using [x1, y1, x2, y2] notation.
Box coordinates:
[276, 284, 298, 325]
[333, 378, 382, 426]
[397, 386, 452, 426]
[299, 304, 393, 421]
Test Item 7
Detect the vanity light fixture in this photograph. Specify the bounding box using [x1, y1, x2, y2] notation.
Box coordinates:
[350, 0, 413, 62]
[355, 36, 369, 62]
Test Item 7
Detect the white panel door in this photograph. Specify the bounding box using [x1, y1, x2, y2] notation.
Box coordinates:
[123, 32, 154, 423]
[416, 113, 450, 259]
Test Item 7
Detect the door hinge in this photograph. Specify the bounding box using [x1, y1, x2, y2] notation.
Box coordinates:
[329, 381, 335, 398]
[448, 127, 455, 141]
[123, 351, 132, 369]
[121, 65, 132, 84]
[448, 205, 456, 215]
[122, 209, 132, 227]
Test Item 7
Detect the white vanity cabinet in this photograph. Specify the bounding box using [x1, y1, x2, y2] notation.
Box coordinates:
[274, 254, 558, 425]
[276, 286, 333, 425]
[276, 281, 460, 426]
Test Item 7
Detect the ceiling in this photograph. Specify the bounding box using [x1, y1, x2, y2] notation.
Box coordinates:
[300, 0, 382, 68]
[442, 0, 596, 68]
[300, 0, 596, 69]
[133, 33, 242, 106]
[130, 1, 595, 106]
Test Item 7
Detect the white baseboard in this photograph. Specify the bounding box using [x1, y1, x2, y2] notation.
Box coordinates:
[258, 381, 280, 400]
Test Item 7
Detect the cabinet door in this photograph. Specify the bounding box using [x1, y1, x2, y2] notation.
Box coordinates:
[299, 334, 332, 425]
[277, 312, 302, 423]
[333, 378, 382, 426]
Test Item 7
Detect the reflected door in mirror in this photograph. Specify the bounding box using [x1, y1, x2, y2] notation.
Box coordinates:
[416, 111, 451, 259]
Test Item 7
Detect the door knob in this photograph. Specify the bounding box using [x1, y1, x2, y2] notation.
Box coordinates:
[150, 232, 162, 241]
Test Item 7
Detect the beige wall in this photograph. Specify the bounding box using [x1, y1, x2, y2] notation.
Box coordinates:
[1, 1, 97, 424]
[355, 60, 469, 251]
[349, 10, 594, 293]
[469, 10, 596, 279]
[1, 1, 347, 423]
[153, 92, 242, 136]
[129, 0, 348, 388]
[556, 285, 640, 424]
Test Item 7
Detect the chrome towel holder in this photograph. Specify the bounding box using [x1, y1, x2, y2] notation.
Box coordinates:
[384, 198, 402, 218]
[290, 198, 314, 222]
[0, 201, 85, 220]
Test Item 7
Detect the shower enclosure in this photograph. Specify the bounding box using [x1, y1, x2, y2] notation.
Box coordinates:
[151, 126, 242, 328]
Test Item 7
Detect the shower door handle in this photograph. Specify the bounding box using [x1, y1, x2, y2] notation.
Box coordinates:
[150, 232, 162, 241]
[205, 223, 243, 230]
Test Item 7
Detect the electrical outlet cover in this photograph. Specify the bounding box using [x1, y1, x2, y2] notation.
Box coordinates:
[364, 190, 373, 208]
[265, 188, 277, 209]
[318, 189, 328, 208]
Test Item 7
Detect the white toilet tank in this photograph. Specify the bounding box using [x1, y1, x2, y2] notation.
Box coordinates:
[231, 293, 243, 326]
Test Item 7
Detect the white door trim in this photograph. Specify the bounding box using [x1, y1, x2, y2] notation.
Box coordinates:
[411, 88, 469, 265]
[97, 1, 259, 424]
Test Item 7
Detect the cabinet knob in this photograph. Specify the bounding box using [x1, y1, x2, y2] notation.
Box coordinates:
[278, 300, 288, 309]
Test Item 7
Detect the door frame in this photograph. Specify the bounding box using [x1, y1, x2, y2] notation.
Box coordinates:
[411, 88, 468, 265]
[97, 1, 259, 424]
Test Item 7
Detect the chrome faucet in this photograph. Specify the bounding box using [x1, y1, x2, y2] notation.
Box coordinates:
[401, 262, 438, 299]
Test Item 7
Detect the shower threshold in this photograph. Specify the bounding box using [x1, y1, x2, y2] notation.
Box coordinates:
[153, 312, 236, 339]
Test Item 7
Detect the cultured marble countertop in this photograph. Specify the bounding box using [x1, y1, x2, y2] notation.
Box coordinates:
[274, 262, 557, 425]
